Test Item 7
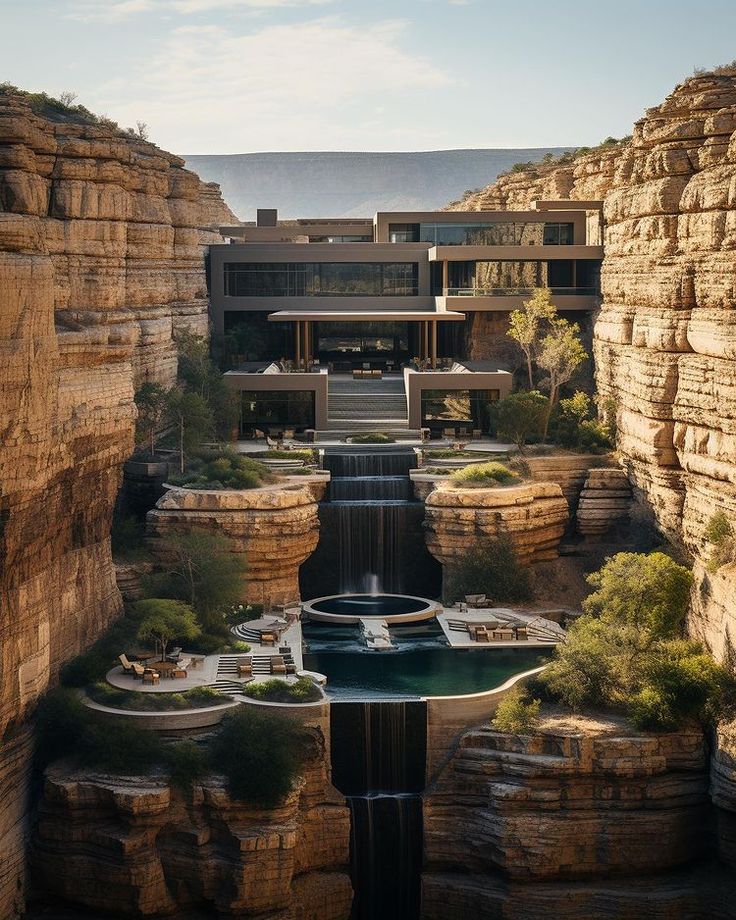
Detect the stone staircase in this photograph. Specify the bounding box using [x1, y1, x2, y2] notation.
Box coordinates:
[213, 651, 297, 691]
[326, 377, 409, 430]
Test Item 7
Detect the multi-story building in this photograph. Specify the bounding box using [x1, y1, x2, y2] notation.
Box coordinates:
[209, 203, 602, 438]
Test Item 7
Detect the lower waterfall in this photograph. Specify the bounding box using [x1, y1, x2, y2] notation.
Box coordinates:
[331, 700, 426, 920]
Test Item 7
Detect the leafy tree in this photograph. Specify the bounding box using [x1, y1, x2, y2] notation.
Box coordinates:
[444, 536, 531, 605]
[492, 687, 541, 734]
[166, 388, 215, 473]
[537, 318, 588, 438]
[492, 390, 549, 453]
[507, 288, 557, 387]
[145, 531, 244, 631]
[175, 329, 239, 439]
[134, 598, 201, 662]
[211, 707, 310, 806]
[582, 552, 693, 639]
[550, 391, 613, 451]
[134, 382, 170, 458]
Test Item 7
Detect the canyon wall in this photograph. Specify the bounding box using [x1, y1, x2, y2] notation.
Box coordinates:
[32, 720, 351, 918]
[451, 70, 736, 661]
[423, 711, 726, 919]
[0, 91, 235, 916]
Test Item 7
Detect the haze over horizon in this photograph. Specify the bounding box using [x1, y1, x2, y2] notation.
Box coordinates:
[3, 0, 736, 156]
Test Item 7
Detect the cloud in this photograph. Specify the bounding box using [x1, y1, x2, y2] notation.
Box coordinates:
[90, 16, 454, 152]
[68, 0, 334, 22]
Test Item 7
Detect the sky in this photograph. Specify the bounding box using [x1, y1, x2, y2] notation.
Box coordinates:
[2, 0, 735, 155]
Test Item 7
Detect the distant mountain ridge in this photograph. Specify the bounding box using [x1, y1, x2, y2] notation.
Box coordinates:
[184, 148, 574, 220]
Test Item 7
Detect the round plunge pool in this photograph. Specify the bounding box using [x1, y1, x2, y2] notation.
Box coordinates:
[303, 593, 441, 624]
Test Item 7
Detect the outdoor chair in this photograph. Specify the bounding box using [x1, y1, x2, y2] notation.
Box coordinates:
[189, 656, 204, 669]
[465, 594, 487, 608]
[254, 429, 266, 440]
[474, 626, 490, 642]
[171, 666, 188, 679]
[266, 436, 279, 449]
[270, 656, 287, 675]
[237, 657, 253, 677]
[286, 661, 297, 675]
[260, 632, 277, 646]
[515, 627, 528, 641]
[119, 654, 135, 674]
[491, 628, 515, 641]
[442, 428, 455, 439]
[166, 647, 182, 662]
[132, 662, 147, 679]
[142, 669, 160, 685]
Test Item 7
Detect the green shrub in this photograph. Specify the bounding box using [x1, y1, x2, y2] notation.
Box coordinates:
[350, 432, 395, 443]
[86, 682, 228, 711]
[211, 707, 310, 806]
[450, 461, 518, 488]
[169, 450, 276, 490]
[490, 390, 548, 452]
[60, 611, 142, 687]
[165, 740, 209, 790]
[492, 687, 541, 734]
[443, 536, 531, 605]
[229, 640, 252, 653]
[81, 719, 165, 774]
[250, 449, 316, 461]
[111, 512, 149, 560]
[549, 391, 612, 452]
[243, 676, 322, 704]
[705, 511, 735, 572]
[423, 449, 500, 460]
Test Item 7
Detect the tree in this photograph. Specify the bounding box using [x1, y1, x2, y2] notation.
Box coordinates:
[444, 536, 531, 605]
[58, 90, 77, 106]
[134, 598, 201, 662]
[537, 318, 588, 438]
[582, 552, 693, 640]
[146, 531, 244, 631]
[175, 329, 239, 439]
[166, 388, 215, 473]
[135, 382, 170, 458]
[507, 288, 557, 388]
[492, 390, 549, 453]
[492, 687, 541, 734]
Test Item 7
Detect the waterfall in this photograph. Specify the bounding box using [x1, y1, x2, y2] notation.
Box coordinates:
[299, 449, 441, 598]
[331, 701, 426, 920]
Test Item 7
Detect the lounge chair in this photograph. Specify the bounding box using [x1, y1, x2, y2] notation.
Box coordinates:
[166, 647, 182, 662]
[132, 662, 147, 679]
[270, 656, 287, 675]
[142, 669, 160, 685]
[237, 657, 253, 677]
[465, 594, 487, 608]
[266, 436, 279, 449]
[119, 654, 135, 674]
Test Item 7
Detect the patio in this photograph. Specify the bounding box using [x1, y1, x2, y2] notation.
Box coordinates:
[106, 653, 220, 692]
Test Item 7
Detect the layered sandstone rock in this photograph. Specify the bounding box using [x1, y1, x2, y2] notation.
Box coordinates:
[0, 90, 235, 916]
[576, 467, 633, 536]
[147, 484, 321, 605]
[32, 725, 351, 917]
[424, 481, 569, 567]
[423, 710, 722, 919]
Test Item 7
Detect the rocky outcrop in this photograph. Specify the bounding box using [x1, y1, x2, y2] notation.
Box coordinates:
[576, 467, 633, 537]
[450, 70, 736, 661]
[32, 725, 351, 917]
[0, 90, 234, 916]
[424, 481, 569, 567]
[423, 710, 726, 919]
[147, 484, 322, 605]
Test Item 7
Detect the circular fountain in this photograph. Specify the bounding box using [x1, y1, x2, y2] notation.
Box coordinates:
[303, 593, 441, 624]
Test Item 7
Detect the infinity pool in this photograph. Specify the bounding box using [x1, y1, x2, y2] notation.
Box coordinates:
[302, 623, 552, 699]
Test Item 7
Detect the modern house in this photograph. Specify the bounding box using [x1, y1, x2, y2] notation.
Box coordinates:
[209, 203, 603, 438]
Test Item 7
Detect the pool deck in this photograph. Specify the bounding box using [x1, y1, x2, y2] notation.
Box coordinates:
[437, 608, 565, 649]
[107, 653, 220, 691]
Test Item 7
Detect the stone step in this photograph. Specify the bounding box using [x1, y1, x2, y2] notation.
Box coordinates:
[314, 428, 423, 441]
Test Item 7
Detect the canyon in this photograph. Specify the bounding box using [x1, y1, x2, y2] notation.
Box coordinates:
[3, 66, 736, 920]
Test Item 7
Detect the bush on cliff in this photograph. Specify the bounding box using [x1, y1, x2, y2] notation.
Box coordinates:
[541, 552, 736, 730]
[211, 707, 309, 806]
[443, 536, 531, 605]
[449, 461, 517, 488]
[243, 676, 323, 704]
[492, 687, 541, 734]
[168, 450, 276, 490]
[548, 391, 613, 453]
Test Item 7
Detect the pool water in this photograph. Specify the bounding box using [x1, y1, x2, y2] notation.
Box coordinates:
[302, 622, 552, 699]
[309, 594, 433, 617]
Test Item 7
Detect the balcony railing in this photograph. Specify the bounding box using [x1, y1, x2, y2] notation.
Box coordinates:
[444, 287, 599, 297]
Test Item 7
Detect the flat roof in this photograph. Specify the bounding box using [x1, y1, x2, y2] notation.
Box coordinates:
[267, 310, 466, 322]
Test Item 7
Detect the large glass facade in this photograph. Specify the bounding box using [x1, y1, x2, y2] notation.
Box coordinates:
[224, 262, 418, 297]
[388, 221, 574, 245]
[420, 389, 499, 428]
[223, 311, 293, 363]
[241, 390, 315, 432]
[446, 260, 598, 295]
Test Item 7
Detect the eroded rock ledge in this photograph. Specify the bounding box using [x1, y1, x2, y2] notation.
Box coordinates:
[423, 710, 727, 919]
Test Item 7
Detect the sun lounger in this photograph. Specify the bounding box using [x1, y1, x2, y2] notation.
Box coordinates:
[119, 654, 135, 674]
[166, 647, 182, 662]
[465, 594, 487, 608]
[270, 656, 287, 674]
[132, 662, 147, 679]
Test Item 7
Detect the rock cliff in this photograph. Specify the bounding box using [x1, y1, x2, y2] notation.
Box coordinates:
[0, 90, 235, 916]
[449, 70, 736, 661]
[423, 710, 728, 919]
[147, 483, 322, 605]
[31, 723, 351, 917]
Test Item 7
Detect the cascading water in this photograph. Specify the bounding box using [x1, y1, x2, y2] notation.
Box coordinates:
[331, 700, 426, 920]
[300, 449, 441, 598]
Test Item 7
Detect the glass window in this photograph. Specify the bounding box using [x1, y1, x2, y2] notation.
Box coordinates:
[389, 223, 420, 243]
[420, 389, 499, 427]
[224, 262, 418, 297]
[445, 259, 595, 295]
[241, 391, 315, 430]
[543, 222, 574, 245]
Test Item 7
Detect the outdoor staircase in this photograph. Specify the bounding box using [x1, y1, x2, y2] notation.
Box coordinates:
[213, 651, 297, 691]
[326, 377, 409, 431]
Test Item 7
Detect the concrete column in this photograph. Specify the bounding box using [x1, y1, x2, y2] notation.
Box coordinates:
[295, 322, 301, 367]
[431, 321, 437, 369]
[442, 260, 449, 293]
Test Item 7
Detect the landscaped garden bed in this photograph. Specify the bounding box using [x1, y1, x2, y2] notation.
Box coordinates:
[87, 682, 228, 711]
[243, 676, 323, 703]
